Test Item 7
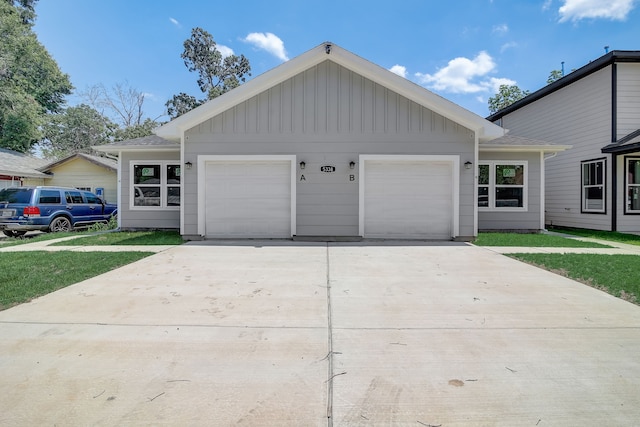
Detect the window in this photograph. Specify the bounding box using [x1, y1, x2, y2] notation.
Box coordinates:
[626, 157, 640, 213]
[84, 193, 101, 204]
[131, 162, 180, 209]
[65, 190, 84, 204]
[39, 190, 61, 204]
[478, 161, 527, 210]
[581, 159, 605, 213]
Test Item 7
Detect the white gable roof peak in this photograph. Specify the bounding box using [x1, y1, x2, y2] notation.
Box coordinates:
[155, 42, 504, 142]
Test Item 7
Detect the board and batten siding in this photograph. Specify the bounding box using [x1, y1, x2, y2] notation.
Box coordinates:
[44, 158, 117, 203]
[478, 151, 542, 231]
[184, 60, 476, 237]
[120, 151, 180, 230]
[500, 66, 612, 230]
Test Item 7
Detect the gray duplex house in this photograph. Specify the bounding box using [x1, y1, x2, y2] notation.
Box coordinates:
[96, 42, 567, 240]
[488, 50, 640, 235]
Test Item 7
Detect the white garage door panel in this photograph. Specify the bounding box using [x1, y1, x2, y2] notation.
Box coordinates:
[205, 161, 291, 237]
[364, 160, 452, 239]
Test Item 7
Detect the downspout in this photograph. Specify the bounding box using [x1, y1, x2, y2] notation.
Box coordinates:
[611, 63, 618, 232]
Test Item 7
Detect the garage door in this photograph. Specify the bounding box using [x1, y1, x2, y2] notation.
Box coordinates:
[204, 160, 293, 238]
[362, 159, 454, 239]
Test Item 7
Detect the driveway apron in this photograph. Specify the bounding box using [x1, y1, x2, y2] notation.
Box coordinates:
[1, 242, 640, 425]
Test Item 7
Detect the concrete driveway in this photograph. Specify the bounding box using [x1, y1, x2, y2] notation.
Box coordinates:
[1, 242, 640, 426]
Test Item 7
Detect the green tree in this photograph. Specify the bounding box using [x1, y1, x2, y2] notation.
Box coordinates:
[39, 104, 115, 159]
[165, 92, 202, 119]
[4, 0, 37, 26]
[112, 118, 157, 141]
[166, 28, 251, 118]
[488, 84, 530, 114]
[547, 69, 563, 84]
[0, 0, 72, 152]
[182, 27, 251, 99]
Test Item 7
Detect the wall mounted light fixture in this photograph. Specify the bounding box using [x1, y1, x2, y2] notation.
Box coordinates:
[464, 161, 473, 170]
[185, 161, 193, 170]
[299, 161, 306, 170]
[349, 161, 356, 169]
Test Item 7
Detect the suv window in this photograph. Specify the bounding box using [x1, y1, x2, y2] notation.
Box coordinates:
[65, 191, 84, 204]
[84, 193, 101, 204]
[0, 188, 32, 204]
[39, 189, 61, 204]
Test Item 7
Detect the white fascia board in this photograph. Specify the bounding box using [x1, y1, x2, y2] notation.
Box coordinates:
[156, 42, 505, 142]
[92, 146, 180, 153]
[480, 144, 572, 153]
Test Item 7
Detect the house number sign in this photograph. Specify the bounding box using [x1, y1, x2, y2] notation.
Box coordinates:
[320, 165, 336, 173]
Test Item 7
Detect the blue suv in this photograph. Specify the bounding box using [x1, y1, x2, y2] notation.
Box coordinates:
[0, 186, 117, 237]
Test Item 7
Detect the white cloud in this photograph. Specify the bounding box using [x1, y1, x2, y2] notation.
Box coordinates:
[169, 17, 181, 28]
[244, 32, 289, 61]
[217, 44, 234, 58]
[558, 0, 636, 22]
[542, 0, 554, 11]
[492, 24, 509, 35]
[415, 51, 497, 94]
[389, 65, 407, 78]
[500, 41, 518, 53]
[484, 77, 518, 94]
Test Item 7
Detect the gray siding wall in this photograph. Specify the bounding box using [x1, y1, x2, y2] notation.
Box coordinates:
[184, 60, 475, 237]
[500, 67, 612, 230]
[617, 63, 640, 139]
[478, 151, 542, 231]
[616, 64, 640, 234]
[120, 151, 180, 230]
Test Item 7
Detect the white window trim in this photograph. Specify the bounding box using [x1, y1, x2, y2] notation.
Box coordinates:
[129, 160, 181, 211]
[581, 159, 606, 213]
[626, 157, 640, 214]
[478, 161, 528, 212]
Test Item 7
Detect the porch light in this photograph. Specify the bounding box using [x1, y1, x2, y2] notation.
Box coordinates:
[464, 161, 473, 170]
[349, 161, 356, 169]
[185, 161, 193, 170]
[299, 161, 306, 170]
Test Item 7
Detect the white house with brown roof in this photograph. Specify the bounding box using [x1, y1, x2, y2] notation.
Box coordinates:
[96, 42, 567, 240]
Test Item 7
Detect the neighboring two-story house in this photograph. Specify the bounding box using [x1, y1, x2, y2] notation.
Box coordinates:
[487, 51, 640, 235]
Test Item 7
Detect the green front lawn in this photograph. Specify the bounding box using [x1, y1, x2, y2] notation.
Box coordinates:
[51, 230, 184, 246]
[0, 251, 153, 310]
[473, 232, 611, 248]
[510, 253, 640, 304]
[549, 227, 640, 246]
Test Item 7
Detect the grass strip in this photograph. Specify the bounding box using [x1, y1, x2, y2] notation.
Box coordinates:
[549, 227, 640, 247]
[0, 251, 153, 310]
[510, 253, 640, 304]
[474, 232, 611, 248]
[51, 231, 183, 246]
[0, 232, 81, 247]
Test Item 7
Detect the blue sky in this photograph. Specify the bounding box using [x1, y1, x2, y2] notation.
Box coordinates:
[33, 0, 639, 123]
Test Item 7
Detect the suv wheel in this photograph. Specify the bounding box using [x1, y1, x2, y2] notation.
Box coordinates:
[49, 217, 72, 232]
